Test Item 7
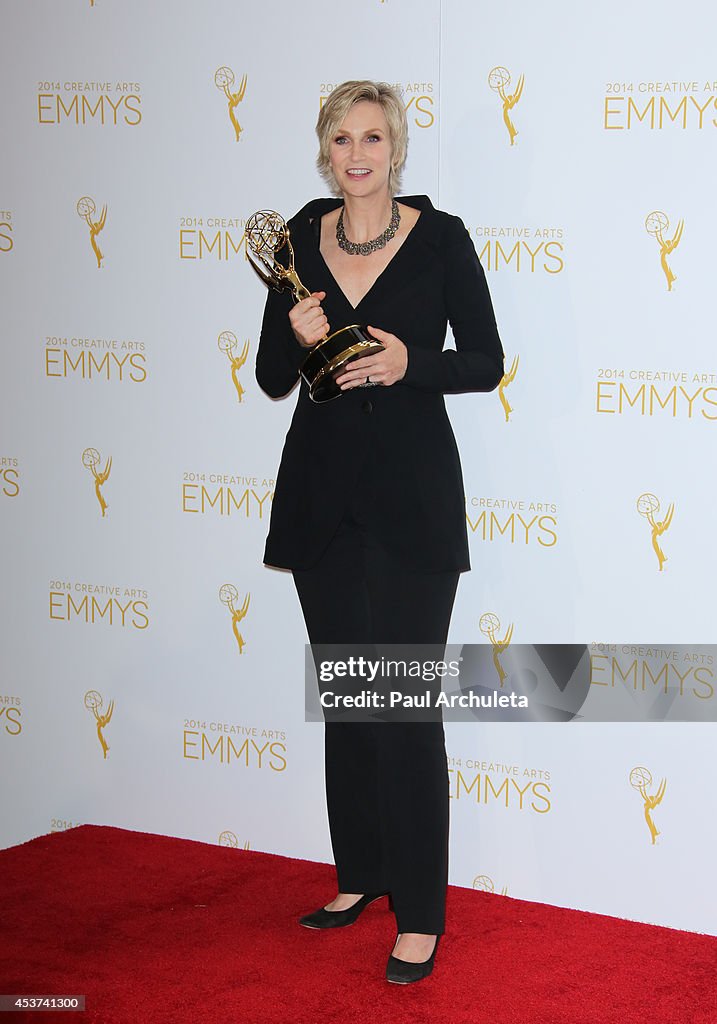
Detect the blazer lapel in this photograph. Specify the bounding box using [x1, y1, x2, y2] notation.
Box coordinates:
[356, 208, 435, 316]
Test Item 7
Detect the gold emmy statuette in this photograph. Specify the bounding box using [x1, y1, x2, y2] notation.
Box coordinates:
[82, 446, 111, 516]
[214, 67, 247, 142]
[645, 211, 683, 292]
[219, 583, 250, 654]
[488, 66, 524, 146]
[636, 492, 674, 571]
[77, 196, 106, 269]
[218, 331, 249, 402]
[84, 689, 114, 759]
[630, 766, 666, 845]
[498, 354, 519, 422]
[245, 210, 384, 403]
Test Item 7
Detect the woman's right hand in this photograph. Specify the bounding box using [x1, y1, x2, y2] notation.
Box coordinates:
[289, 291, 329, 348]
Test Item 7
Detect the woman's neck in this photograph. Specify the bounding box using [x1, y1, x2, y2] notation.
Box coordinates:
[340, 192, 395, 243]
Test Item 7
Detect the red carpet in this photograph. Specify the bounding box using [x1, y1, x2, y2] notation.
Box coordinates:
[1, 825, 715, 1024]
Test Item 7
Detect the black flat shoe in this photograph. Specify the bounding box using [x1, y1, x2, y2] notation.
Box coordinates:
[386, 934, 440, 984]
[299, 892, 390, 929]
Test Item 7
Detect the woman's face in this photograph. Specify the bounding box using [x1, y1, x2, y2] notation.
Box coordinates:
[329, 100, 393, 199]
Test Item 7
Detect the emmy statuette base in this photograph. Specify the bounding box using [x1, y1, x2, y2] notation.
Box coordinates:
[301, 326, 384, 403]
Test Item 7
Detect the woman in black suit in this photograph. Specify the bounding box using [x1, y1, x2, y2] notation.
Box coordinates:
[256, 80, 504, 984]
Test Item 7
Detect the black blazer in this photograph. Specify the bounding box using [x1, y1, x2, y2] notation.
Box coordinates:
[255, 195, 505, 572]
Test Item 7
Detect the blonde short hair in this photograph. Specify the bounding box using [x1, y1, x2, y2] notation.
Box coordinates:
[316, 80, 408, 197]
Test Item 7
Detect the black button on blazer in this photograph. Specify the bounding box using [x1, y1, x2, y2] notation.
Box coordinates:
[255, 195, 505, 573]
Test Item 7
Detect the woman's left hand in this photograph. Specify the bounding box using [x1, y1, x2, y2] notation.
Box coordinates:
[335, 326, 408, 390]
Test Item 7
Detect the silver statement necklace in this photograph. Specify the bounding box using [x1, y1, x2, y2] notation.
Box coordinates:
[336, 199, 401, 256]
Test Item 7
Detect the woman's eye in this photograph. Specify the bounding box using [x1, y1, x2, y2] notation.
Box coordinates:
[334, 136, 348, 145]
[366, 135, 380, 142]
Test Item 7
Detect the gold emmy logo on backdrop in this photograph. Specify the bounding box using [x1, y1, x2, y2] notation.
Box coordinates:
[218, 830, 250, 850]
[645, 211, 684, 292]
[219, 584, 250, 654]
[498, 354, 519, 421]
[77, 196, 107, 268]
[214, 67, 247, 141]
[472, 874, 508, 896]
[629, 766, 666, 845]
[636, 492, 674, 571]
[488, 66, 524, 146]
[84, 689, 114, 759]
[82, 447, 112, 517]
[479, 612, 514, 686]
[218, 331, 250, 402]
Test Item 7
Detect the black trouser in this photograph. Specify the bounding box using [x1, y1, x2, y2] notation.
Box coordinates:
[293, 497, 459, 935]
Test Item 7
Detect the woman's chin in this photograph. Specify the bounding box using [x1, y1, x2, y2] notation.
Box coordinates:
[340, 177, 390, 200]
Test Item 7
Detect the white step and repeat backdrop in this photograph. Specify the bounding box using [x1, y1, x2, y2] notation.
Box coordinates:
[2, 0, 716, 935]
